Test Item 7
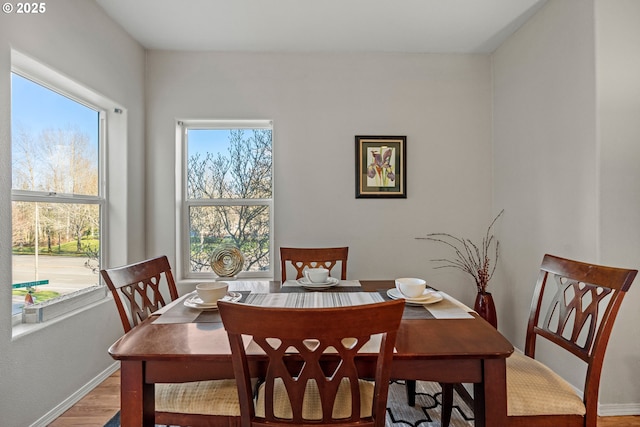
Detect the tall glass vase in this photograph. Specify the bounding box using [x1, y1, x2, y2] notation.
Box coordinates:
[474, 291, 497, 329]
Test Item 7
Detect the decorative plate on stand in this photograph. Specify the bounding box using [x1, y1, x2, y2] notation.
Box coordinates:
[210, 244, 244, 279]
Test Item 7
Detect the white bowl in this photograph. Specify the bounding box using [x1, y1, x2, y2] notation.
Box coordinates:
[196, 282, 228, 303]
[395, 277, 427, 298]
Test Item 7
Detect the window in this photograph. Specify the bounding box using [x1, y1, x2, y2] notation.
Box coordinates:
[11, 70, 105, 322]
[181, 121, 273, 279]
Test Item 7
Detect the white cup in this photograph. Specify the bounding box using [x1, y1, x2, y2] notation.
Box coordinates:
[304, 268, 329, 283]
[395, 278, 427, 298]
[196, 282, 228, 303]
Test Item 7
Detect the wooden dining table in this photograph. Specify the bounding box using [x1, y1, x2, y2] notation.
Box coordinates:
[108, 280, 513, 427]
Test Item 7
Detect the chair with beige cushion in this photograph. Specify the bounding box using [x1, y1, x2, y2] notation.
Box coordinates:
[280, 246, 349, 281]
[218, 298, 404, 427]
[101, 255, 241, 426]
[440, 253, 637, 427]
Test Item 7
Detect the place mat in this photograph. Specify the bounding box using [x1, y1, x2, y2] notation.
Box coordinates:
[429, 294, 475, 319]
[152, 291, 251, 324]
[379, 290, 474, 320]
[281, 279, 361, 290]
[243, 291, 384, 308]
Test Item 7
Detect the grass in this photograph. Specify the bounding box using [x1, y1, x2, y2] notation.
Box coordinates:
[13, 289, 61, 304]
[12, 238, 99, 256]
[12, 239, 97, 304]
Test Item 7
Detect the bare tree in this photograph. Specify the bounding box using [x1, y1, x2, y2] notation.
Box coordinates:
[187, 129, 272, 273]
[11, 126, 99, 255]
[12, 126, 40, 248]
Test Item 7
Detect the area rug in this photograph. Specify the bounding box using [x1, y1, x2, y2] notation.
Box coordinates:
[105, 380, 474, 427]
[385, 380, 474, 427]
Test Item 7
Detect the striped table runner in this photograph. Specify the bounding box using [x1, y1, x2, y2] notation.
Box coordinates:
[243, 291, 384, 308]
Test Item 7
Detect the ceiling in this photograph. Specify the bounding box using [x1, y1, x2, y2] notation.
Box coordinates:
[95, 0, 547, 53]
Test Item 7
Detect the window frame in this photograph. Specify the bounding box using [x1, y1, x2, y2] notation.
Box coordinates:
[178, 120, 274, 280]
[10, 52, 111, 326]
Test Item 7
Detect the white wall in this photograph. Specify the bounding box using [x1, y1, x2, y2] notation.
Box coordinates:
[493, 0, 640, 410]
[596, 0, 640, 411]
[146, 51, 495, 304]
[2, 0, 637, 423]
[0, 1, 146, 425]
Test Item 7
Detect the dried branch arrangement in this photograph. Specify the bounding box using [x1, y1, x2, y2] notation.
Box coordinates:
[417, 210, 504, 293]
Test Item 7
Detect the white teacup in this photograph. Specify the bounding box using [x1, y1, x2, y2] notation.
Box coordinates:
[304, 268, 329, 283]
[196, 282, 228, 303]
[395, 278, 427, 298]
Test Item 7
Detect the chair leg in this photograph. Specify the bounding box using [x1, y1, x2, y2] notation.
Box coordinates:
[440, 382, 454, 427]
[405, 379, 416, 406]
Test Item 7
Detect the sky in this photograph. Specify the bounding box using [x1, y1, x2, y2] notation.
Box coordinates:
[187, 129, 232, 158]
[11, 73, 99, 146]
[12, 72, 239, 162]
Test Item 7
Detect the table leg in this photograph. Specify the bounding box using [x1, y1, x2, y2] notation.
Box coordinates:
[474, 358, 507, 427]
[405, 379, 416, 406]
[120, 360, 155, 427]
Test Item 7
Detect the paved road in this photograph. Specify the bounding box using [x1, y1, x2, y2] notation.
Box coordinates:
[12, 255, 100, 313]
[13, 254, 100, 292]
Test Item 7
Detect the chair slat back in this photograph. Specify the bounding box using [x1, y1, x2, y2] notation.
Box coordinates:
[525, 254, 637, 421]
[280, 247, 349, 281]
[219, 299, 404, 427]
[100, 255, 179, 332]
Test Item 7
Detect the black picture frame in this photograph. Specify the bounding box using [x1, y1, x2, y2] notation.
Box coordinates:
[355, 135, 406, 198]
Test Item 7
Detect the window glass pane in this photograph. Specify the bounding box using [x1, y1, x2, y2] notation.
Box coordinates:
[11, 71, 103, 318]
[187, 129, 272, 199]
[189, 205, 270, 273]
[11, 73, 99, 196]
[11, 202, 100, 314]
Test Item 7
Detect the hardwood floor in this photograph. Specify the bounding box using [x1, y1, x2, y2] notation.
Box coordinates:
[49, 370, 640, 427]
[48, 370, 120, 427]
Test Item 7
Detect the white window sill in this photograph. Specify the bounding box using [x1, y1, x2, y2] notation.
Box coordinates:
[12, 285, 108, 338]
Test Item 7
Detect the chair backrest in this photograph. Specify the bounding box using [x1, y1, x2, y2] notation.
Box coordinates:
[525, 254, 637, 423]
[218, 299, 404, 427]
[100, 255, 179, 333]
[280, 247, 349, 281]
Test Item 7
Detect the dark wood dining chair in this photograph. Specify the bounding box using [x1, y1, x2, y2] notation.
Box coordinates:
[437, 254, 637, 427]
[101, 255, 241, 427]
[279, 246, 349, 281]
[218, 298, 404, 427]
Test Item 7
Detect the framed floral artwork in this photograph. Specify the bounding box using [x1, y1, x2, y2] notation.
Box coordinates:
[355, 135, 406, 198]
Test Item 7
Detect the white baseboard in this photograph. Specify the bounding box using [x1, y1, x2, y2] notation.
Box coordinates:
[599, 402, 640, 416]
[30, 361, 120, 427]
